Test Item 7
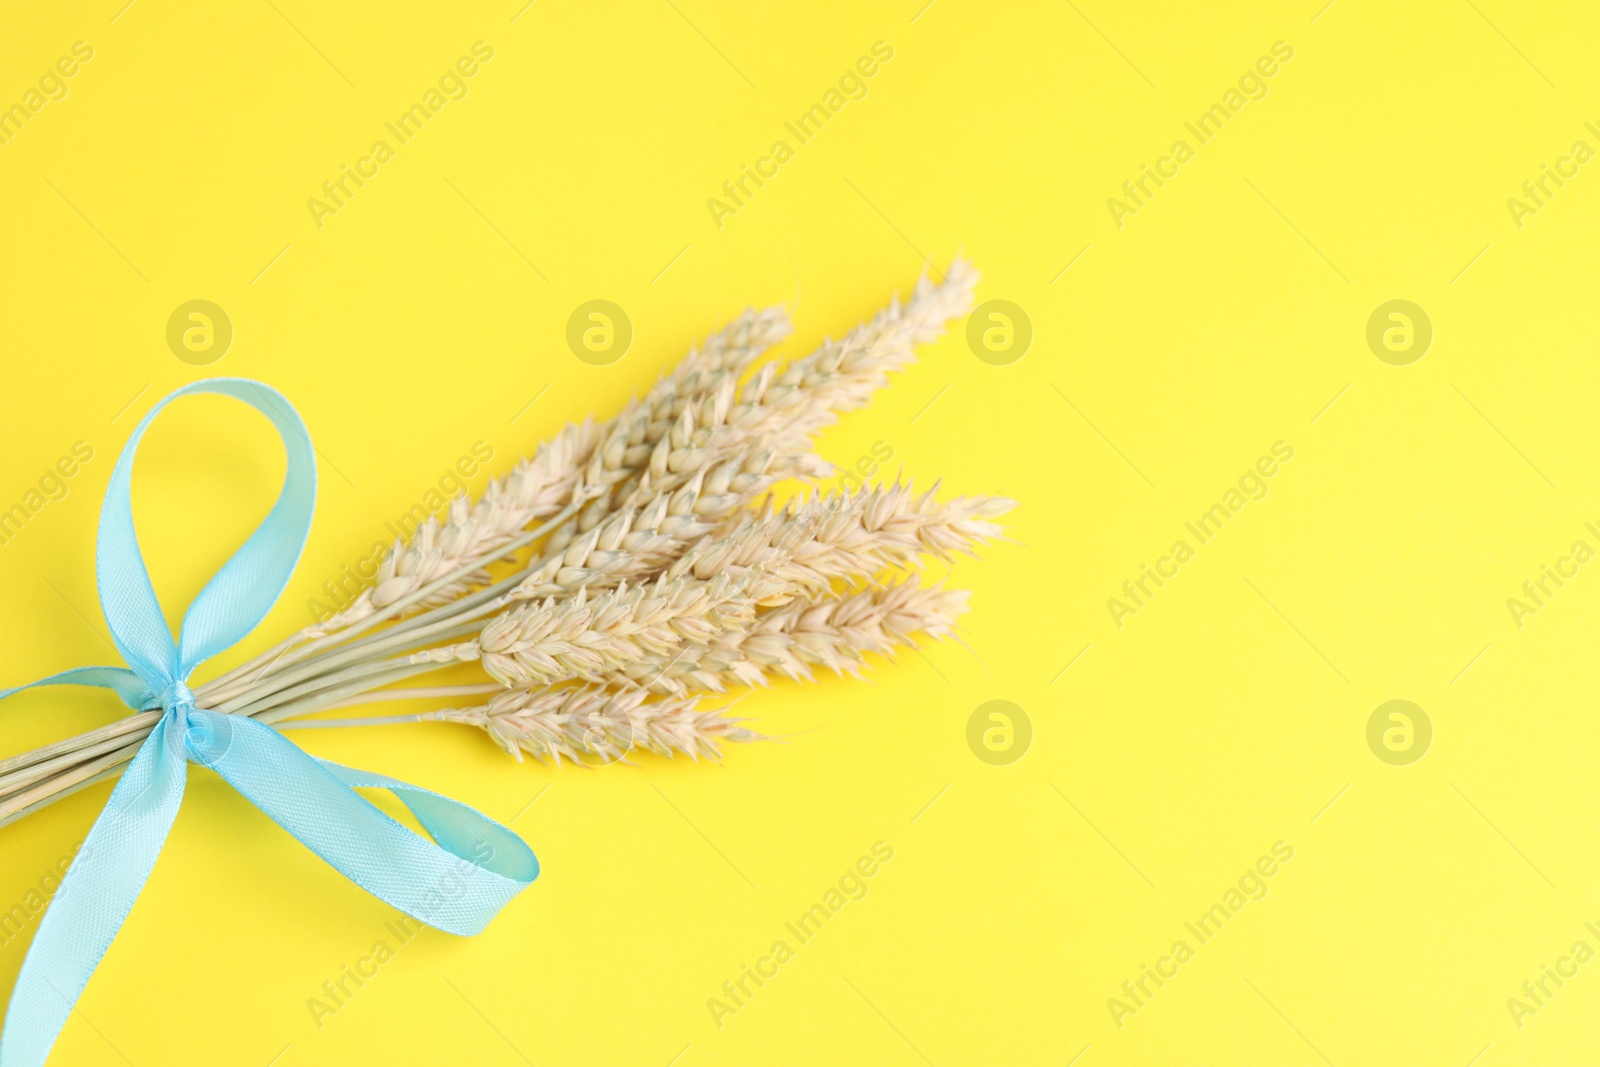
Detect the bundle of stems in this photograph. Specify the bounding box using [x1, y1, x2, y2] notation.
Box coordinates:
[0, 259, 1012, 828]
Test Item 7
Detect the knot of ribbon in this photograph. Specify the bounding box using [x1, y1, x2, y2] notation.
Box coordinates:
[159, 679, 194, 711]
[0, 380, 539, 1067]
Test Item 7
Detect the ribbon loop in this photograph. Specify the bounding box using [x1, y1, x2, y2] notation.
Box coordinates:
[94, 380, 317, 685]
[0, 380, 538, 1067]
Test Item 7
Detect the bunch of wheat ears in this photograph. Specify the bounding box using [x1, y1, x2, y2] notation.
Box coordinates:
[0, 260, 1012, 829]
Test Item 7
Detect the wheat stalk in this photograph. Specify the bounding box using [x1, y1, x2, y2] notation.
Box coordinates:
[0, 259, 1007, 829]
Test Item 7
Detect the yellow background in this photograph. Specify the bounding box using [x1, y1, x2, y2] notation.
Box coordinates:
[2, 0, 1598, 1063]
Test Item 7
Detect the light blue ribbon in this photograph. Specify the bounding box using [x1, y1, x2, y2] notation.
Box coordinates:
[0, 379, 538, 1067]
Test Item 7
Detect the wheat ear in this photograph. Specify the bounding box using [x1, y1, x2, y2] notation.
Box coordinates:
[431, 686, 760, 765]
[605, 579, 970, 695]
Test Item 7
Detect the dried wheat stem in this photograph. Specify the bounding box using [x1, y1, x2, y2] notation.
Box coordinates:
[0, 710, 162, 779]
[0, 764, 125, 832]
[323, 683, 503, 709]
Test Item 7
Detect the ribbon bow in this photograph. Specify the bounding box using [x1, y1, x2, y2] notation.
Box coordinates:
[0, 380, 538, 1066]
